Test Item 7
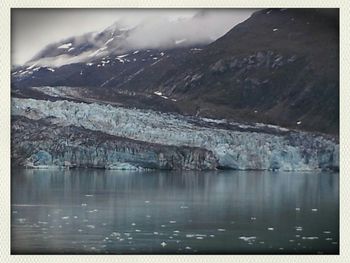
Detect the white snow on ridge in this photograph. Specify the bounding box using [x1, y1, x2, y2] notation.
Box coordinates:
[117, 54, 129, 59]
[57, 43, 73, 49]
[175, 39, 187, 45]
[105, 37, 114, 45]
[88, 47, 108, 57]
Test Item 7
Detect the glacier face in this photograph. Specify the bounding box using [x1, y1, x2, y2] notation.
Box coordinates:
[11, 98, 339, 171]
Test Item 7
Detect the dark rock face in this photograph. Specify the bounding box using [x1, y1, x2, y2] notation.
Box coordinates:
[11, 116, 218, 170]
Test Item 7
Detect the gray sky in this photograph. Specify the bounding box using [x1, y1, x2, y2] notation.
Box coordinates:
[12, 9, 256, 65]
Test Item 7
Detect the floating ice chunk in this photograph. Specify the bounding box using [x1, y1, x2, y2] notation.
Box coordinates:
[161, 241, 167, 247]
[210, 235, 215, 238]
[169, 221, 176, 224]
[144, 200, 150, 203]
[135, 229, 141, 232]
[196, 237, 204, 240]
[295, 208, 301, 211]
[73, 216, 78, 219]
[251, 217, 257, 220]
[297, 121, 302, 125]
[133, 50, 139, 54]
[78, 229, 83, 232]
[323, 231, 331, 234]
[239, 236, 256, 242]
[266, 10, 272, 14]
[295, 226, 303, 231]
[81, 203, 87, 206]
[161, 225, 165, 228]
[173, 230, 180, 233]
[217, 229, 226, 232]
[68, 47, 75, 52]
[85, 194, 93, 197]
[311, 208, 318, 212]
[185, 246, 192, 250]
[154, 91, 162, 96]
[186, 234, 195, 238]
[302, 236, 319, 240]
[171, 99, 177, 102]
[61, 216, 69, 220]
[131, 223, 136, 226]
[326, 238, 333, 241]
[153, 232, 159, 235]
[86, 225, 95, 229]
[267, 227, 274, 231]
[180, 205, 188, 209]
[86, 63, 93, 66]
[273, 28, 278, 32]
[57, 43, 72, 49]
[47, 68, 55, 72]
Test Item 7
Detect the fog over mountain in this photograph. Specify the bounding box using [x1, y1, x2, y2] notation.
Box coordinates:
[12, 9, 255, 66]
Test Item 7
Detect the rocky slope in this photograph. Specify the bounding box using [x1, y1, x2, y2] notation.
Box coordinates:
[11, 9, 339, 170]
[11, 98, 338, 171]
[12, 8, 338, 134]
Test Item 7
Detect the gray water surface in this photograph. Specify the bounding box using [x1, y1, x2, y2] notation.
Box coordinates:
[11, 169, 339, 254]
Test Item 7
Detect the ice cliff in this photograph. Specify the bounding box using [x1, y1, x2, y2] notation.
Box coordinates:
[11, 98, 339, 171]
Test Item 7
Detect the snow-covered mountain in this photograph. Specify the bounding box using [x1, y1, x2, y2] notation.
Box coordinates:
[11, 8, 339, 170]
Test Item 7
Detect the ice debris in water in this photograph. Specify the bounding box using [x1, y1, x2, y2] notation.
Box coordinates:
[239, 236, 256, 242]
[295, 226, 303, 231]
[86, 225, 95, 229]
[302, 236, 319, 240]
[131, 223, 136, 226]
[61, 216, 69, 220]
[295, 208, 301, 211]
[217, 229, 226, 232]
[323, 231, 331, 234]
[81, 203, 87, 207]
[267, 227, 274, 231]
[311, 208, 318, 212]
[169, 221, 176, 224]
[161, 242, 167, 247]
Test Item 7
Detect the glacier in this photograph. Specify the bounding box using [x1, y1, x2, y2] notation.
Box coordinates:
[11, 98, 338, 171]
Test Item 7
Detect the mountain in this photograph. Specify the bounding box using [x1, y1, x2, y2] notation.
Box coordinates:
[113, 8, 339, 134]
[10, 8, 339, 170]
[12, 8, 339, 134]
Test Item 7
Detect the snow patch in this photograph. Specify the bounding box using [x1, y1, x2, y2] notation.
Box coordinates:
[175, 39, 187, 45]
[57, 43, 72, 49]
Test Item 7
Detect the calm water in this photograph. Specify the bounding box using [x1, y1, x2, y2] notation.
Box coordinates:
[11, 169, 339, 254]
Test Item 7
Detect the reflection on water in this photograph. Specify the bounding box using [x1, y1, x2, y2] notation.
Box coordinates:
[11, 169, 339, 254]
